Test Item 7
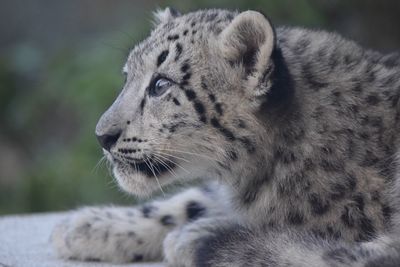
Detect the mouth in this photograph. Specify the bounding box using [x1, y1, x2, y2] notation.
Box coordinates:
[114, 155, 177, 178]
[129, 159, 176, 177]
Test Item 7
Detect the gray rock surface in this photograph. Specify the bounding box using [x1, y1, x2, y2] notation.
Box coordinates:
[0, 212, 163, 267]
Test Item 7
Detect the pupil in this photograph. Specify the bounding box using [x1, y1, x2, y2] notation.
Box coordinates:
[157, 79, 166, 88]
[150, 77, 170, 97]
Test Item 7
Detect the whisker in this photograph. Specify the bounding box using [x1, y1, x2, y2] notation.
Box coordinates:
[152, 155, 179, 179]
[106, 176, 120, 190]
[158, 146, 240, 193]
[160, 148, 225, 165]
[153, 150, 190, 163]
[144, 157, 165, 196]
[152, 152, 190, 174]
[91, 156, 107, 174]
[103, 157, 116, 179]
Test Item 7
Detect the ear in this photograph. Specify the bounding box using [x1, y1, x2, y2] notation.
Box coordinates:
[153, 7, 181, 25]
[219, 11, 275, 94]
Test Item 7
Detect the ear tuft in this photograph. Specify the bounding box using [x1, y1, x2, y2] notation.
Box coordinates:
[219, 11, 275, 90]
[153, 7, 181, 25]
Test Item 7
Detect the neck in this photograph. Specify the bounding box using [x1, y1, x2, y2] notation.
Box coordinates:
[231, 45, 307, 226]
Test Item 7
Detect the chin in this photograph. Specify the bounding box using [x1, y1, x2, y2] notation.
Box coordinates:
[112, 167, 160, 197]
[112, 160, 182, 197]
[109, 156, 214, 197]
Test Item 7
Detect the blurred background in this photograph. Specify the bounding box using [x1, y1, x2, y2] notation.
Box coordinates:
[1, 0, 399, 215]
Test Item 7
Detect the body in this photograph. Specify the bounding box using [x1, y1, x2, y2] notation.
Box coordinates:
[52, 9, 400, 266]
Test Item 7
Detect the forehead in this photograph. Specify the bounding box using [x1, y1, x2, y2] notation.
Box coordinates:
[125, 9, 236, 70]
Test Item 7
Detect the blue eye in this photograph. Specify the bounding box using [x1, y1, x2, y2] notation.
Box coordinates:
[149, 77, 172, 97]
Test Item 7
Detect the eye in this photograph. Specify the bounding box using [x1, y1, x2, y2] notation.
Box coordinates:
[149, 77, 172, 97]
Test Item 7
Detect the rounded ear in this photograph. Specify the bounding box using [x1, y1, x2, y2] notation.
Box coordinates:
[219, 11, 275, 92]
[153, 7, 181, 25]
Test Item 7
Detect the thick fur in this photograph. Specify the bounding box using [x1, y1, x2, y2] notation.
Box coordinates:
[52, 8, 400, 266]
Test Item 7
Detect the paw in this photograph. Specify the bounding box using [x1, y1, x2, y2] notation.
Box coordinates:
[51, 207, 165, 263]
[164, 228, 196, 267]
[51, 216, 74, 259]
[163, 218, 218, 267]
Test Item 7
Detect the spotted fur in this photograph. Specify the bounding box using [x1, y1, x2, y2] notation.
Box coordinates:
[53, 8, 400, 266]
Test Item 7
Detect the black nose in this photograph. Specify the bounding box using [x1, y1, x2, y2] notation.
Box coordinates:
[96, 131, 121, 151]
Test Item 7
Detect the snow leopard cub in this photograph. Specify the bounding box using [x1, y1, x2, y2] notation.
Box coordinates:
[52, 8, 400, 267]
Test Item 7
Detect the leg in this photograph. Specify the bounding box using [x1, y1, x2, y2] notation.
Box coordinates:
[164, 221, 400, 267]
[52, 183, 231, 263]
[163, 217, 233, 267]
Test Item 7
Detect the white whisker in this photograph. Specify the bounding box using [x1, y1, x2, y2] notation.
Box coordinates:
[152, 155, 179, 179]
[153, 150, 190, 163]
[160, 148, 225, 165]
[152, 152, 190, 174]
[91, 156, 107, 174]
[144, 157, 165, 196]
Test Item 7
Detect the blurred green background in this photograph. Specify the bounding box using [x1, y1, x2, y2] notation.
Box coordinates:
[1, 0, 399, 215]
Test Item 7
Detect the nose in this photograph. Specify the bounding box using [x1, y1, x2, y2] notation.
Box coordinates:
[96, 130, 121, 151]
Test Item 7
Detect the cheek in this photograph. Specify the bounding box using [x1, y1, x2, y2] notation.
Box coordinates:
[147, 99, 172, 119]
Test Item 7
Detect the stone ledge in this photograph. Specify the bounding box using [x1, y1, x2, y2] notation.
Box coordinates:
[0, 212, 163, 267]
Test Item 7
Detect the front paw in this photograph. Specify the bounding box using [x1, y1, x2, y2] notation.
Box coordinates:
[164, 228, 196, 267]
[51, 207, 123, 262]
[163, 218, 217, 267]
[51, 207, 164, 263]
[51, 216, 75, 260]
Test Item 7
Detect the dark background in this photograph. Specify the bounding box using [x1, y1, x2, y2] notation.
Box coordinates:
[1, 0, 399, 214]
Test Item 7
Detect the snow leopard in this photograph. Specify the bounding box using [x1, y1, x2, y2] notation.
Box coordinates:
[52, 8, 400, 266]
